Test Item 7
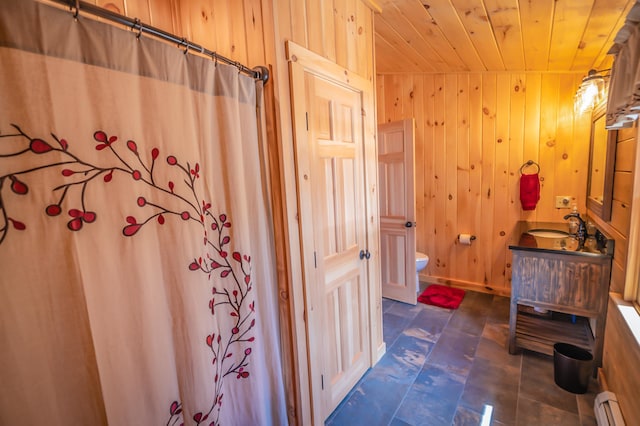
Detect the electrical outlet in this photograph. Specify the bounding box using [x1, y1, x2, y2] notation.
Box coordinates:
[555, 196, 572, 208]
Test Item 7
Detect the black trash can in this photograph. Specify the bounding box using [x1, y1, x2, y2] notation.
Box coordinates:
[553, 343, 593, 394]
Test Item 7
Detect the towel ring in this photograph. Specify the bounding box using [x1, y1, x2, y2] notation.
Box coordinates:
[519, 160, 540, 175]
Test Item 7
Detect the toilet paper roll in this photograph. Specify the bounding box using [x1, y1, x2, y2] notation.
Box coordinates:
[458, 234, 475, 245]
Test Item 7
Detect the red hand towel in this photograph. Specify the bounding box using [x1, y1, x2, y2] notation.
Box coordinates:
[520, 173, 540, 210]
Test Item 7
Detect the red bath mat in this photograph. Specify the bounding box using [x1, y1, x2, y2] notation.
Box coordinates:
[418, 284, 465, 309]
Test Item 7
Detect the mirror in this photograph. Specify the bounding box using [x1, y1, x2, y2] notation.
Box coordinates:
[586, 103, 616, 221]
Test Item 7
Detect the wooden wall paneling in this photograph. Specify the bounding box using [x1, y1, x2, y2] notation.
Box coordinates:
[305, 0, 326, 59]
[376, 3, 443, 72]
[468, 73, 483, 283]
[444, 74, 459, 280]
[616, 139, 637, 172]
[344, 0, 360, 75]
[356, 0, 373, 81]
[571, 74, 592, 212]
[522, 73, 542, 222]
[588, 207, 628, 292]
[376, 76, 386, 123]
[323, 0, 338, 63]
[547, 0, 593, 70]
[506, 73, 526, 285]
[425, 0, 484, 71]
[613, 171, 634, 206]
[261, 65, 300, 426]
[480, 73, 497, 287]
[507, 74, 525, 225]
[374, 19, 436, 72]
[483, 0, 525, 70]
[617, 125, 637, 145]
[433, 74, 447, 276]
[333, 0, 349, 71]
[603, 296, 640, 426]
[276, 0, 293, 44]
[611, 200, 632, 236]
[373, 35, 423, 74]
[393, 0, 466, 71]
[123, 0, 151, 23]
[243, 0, 267, 67]
[210, 0, 247, 63]
[449, 0, 503, 70]
[378, 72, 594, 295]
[389, 74, 407, 123]
[288, 0, 308, 48]
[591, 0, 637, 73]
[555, 74, 577, 215]
[571, 0, 631, 70]
[148, 0, 181, 35]
[96, 0, 125, 13]
[255, 2, 301, 418]
[413, 76, 426, 260]
[537, 74, 560, 222]
[271, 5, 312, 420]
[423, 75, 436, 275]
[491, 73, 511, 290]
[456, 74, 471, 278]
[180, 0, 215, 50]
[519, 0, 554, 70]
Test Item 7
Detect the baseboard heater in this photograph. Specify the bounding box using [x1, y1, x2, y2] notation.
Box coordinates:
[594, 391, 625, 426]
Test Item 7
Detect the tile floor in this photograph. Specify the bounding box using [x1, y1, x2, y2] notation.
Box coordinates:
[326, 288, 599, 426]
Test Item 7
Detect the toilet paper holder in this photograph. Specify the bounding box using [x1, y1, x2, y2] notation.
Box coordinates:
[457, 234, 476, 245]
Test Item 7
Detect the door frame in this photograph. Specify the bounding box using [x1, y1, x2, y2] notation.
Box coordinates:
[284, 41, 384, 424]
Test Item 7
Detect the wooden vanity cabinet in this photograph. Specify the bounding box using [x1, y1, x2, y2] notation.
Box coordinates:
[508, 249, 612, 373]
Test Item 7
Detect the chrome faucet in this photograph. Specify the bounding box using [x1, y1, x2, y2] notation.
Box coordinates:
[563, 211, 587, 244]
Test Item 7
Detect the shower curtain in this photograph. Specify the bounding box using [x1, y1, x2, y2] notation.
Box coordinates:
[0, 1, 286, 425]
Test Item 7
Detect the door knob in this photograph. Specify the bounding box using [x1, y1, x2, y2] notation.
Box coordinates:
[359, 249, 366, 260]
[405, 221, 416, 228]
[365, 250, 371, 259]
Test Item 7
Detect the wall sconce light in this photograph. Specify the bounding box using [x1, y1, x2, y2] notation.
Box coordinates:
[574, 69, 609, 115]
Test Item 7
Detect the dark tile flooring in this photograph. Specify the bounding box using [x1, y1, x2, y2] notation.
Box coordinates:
[326, 288, 599, 426]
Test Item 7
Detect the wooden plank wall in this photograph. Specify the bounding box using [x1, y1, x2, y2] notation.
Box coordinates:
[274, 0, 376, 80]
[271, 2, 379, 424]
[589, 124, 637, 294]
[376, 72, 591, 295]
[589, 124, 638, 426]
[603, 296, 640, 426]
[84, 0, 270, 71]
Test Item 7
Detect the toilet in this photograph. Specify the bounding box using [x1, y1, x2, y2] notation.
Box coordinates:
[415, 251, 429, 292]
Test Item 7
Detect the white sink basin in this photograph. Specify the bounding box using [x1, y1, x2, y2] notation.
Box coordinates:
[526, 229, 570, 238]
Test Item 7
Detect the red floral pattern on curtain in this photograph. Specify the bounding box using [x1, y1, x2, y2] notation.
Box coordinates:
[0, 125, 255, 426]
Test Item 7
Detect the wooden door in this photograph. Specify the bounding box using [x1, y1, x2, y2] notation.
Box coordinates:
[290, 61, 371, 419]
[378, 119, 417, 304]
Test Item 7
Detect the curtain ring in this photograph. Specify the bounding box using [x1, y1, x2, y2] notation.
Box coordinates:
[132, 18, 143, 40]
[178, 38, 189, 54]
[71, 0, 80, 19]
[212, 52, 218, 67]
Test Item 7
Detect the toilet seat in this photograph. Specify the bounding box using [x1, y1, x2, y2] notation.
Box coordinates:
[416, 251, 429, 262]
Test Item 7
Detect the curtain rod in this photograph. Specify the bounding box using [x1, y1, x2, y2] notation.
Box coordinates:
[48, 0, 269, 83]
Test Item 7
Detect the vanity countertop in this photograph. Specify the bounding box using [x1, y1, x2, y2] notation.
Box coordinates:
[508, 221, 614, 258]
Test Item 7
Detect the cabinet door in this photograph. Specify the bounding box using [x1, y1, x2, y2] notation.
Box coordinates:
[512, 251, 607, 313]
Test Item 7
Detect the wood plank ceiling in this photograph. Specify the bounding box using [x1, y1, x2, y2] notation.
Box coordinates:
[374, 0, 636, 74]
